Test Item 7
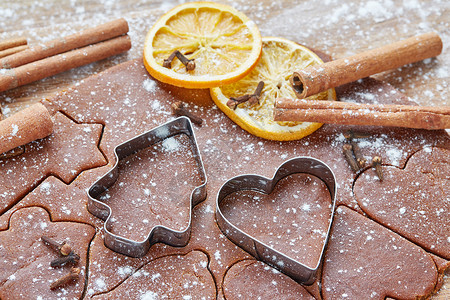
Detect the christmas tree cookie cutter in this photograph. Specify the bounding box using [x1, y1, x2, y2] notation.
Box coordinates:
[87, 117, 207, 257]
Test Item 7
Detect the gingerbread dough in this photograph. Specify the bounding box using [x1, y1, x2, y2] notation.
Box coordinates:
[39, 59, 448, 298]
[220, 173, 332, 269]
[0, 207, 95, 299]
[322, 206, 437, 299]
[223, 260, 315, 299]
[0, 174, 107, 231]
[0, 112, 105, 214]
[1, 56, 448, 298]
[91, 251, 215, 299]
[354, 147, 450, 259]
[99, 133, 203, 241]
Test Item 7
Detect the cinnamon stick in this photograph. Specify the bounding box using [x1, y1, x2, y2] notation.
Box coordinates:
[0, 37, 27, 51]
[0, 18, 128, 69]
[290, 32, 443, 98]
[0, 45, 29, 59]
[273, 98, 450, 130]
[0, 35, 131, 92]
[0, 102, 53, 154]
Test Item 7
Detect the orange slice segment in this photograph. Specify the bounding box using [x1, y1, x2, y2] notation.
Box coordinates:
[210, 37, 337, 141]
[143, 2, 262, 89]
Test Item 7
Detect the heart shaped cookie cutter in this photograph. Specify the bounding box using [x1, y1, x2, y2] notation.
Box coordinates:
[216, 157, 336, 285]
[87, 117, 207, 258]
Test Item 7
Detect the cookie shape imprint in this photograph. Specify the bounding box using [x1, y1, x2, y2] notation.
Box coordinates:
[0, 207, 95, 299]
[354, 146, 449, 259]
[223, 260, 315, 299]
[84, 198, 252, 298]
[87, 117, 207, 257]
[322, 206, 438, 299]
[90, 251, 216, 299]
[0, 173, 107, 231]
[0, 112, 106, 214]
[216, 157, 336, 284]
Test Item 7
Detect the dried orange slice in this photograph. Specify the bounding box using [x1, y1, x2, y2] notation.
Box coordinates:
[210, 37, 337, 141]
[143, 2, 262, 89]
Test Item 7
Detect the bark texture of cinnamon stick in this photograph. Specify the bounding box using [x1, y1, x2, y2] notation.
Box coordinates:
[0, 35, 131, 93]
[0, 102, 53, 154]
[274, 98, 450, 130]
[0, 45, 29, 59]
[0, 37, 27, 51]
[0, 18, 128, 69]
[290, 32, 442, 98]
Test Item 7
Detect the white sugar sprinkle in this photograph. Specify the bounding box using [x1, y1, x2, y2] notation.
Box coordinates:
[143, 79, 156, 92]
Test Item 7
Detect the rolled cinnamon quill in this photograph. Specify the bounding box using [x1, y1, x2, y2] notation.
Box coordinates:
[273, 98, 450, 130]
[0, 37, 27, 51]
[0, 18, 128, 69]
[0, 102, 53, 155]
[291, 32, 443, 98]
[0, 35, 131, 93]
[0, 45, 29, 59]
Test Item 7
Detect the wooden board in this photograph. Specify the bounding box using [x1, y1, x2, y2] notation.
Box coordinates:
[0, 0, 448, 298]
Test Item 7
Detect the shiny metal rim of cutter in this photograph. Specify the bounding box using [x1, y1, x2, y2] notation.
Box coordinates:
[215, 157, 337, 285]
[87, 117, 207, 258]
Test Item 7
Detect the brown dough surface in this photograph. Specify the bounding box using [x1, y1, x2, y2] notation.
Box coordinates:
[223, 259, 315, 299]
[0, 112, 106, 214]
[1, 57, 448, 298]
[0, 167, 111, 231]
[220, 173, 332, 269]
[91, 251, 215, 299]
[322, 206, 438, 299]
[47, 60, 449, 298]
[354, 147, 449, 259]
[0, 207, 95, 299]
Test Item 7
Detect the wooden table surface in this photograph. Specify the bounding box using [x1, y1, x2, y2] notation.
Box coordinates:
[0, 0, 448, 298]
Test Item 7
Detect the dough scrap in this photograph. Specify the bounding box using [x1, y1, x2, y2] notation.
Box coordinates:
[0, 207, 95, 299]
[322, 206, 437, 299]
[354, 147, 449, 259]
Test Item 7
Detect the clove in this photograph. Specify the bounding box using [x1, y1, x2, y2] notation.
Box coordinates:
[343, 143, 360, 173]
[42, 236, 72, 256]
[163, 50, 195, 71]
[372, 156, 383, 181]
[50, 267, 81, 290]
[350, 140, 366, 168]
[227, 81, 264, 110]
[247, 81, 264, 106]
[226, 94, 251, 110]
[343, 129, 371, 140]
[171, 101, 203, 125]
[175, 50, 195, 71]
[50, 252, 80, 268]
[163, 50, 178, 68]
[42, 236, 80, 267]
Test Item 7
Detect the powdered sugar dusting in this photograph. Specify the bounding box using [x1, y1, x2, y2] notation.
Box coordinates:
[10, 124, 19, 136]
[140, 291, 158, 300]
[143, 79, 157, 93]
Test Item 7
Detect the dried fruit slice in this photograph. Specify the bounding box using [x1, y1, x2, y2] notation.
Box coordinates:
[210, 36, 336, 141]
[143, 1, 262, 89]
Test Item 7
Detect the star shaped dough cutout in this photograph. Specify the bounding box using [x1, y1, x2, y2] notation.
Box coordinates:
[0, 112, 106, 214]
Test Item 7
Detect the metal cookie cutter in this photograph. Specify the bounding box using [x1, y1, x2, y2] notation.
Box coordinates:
[216, 157, 336, 285]
[87, 117, 207, 258]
